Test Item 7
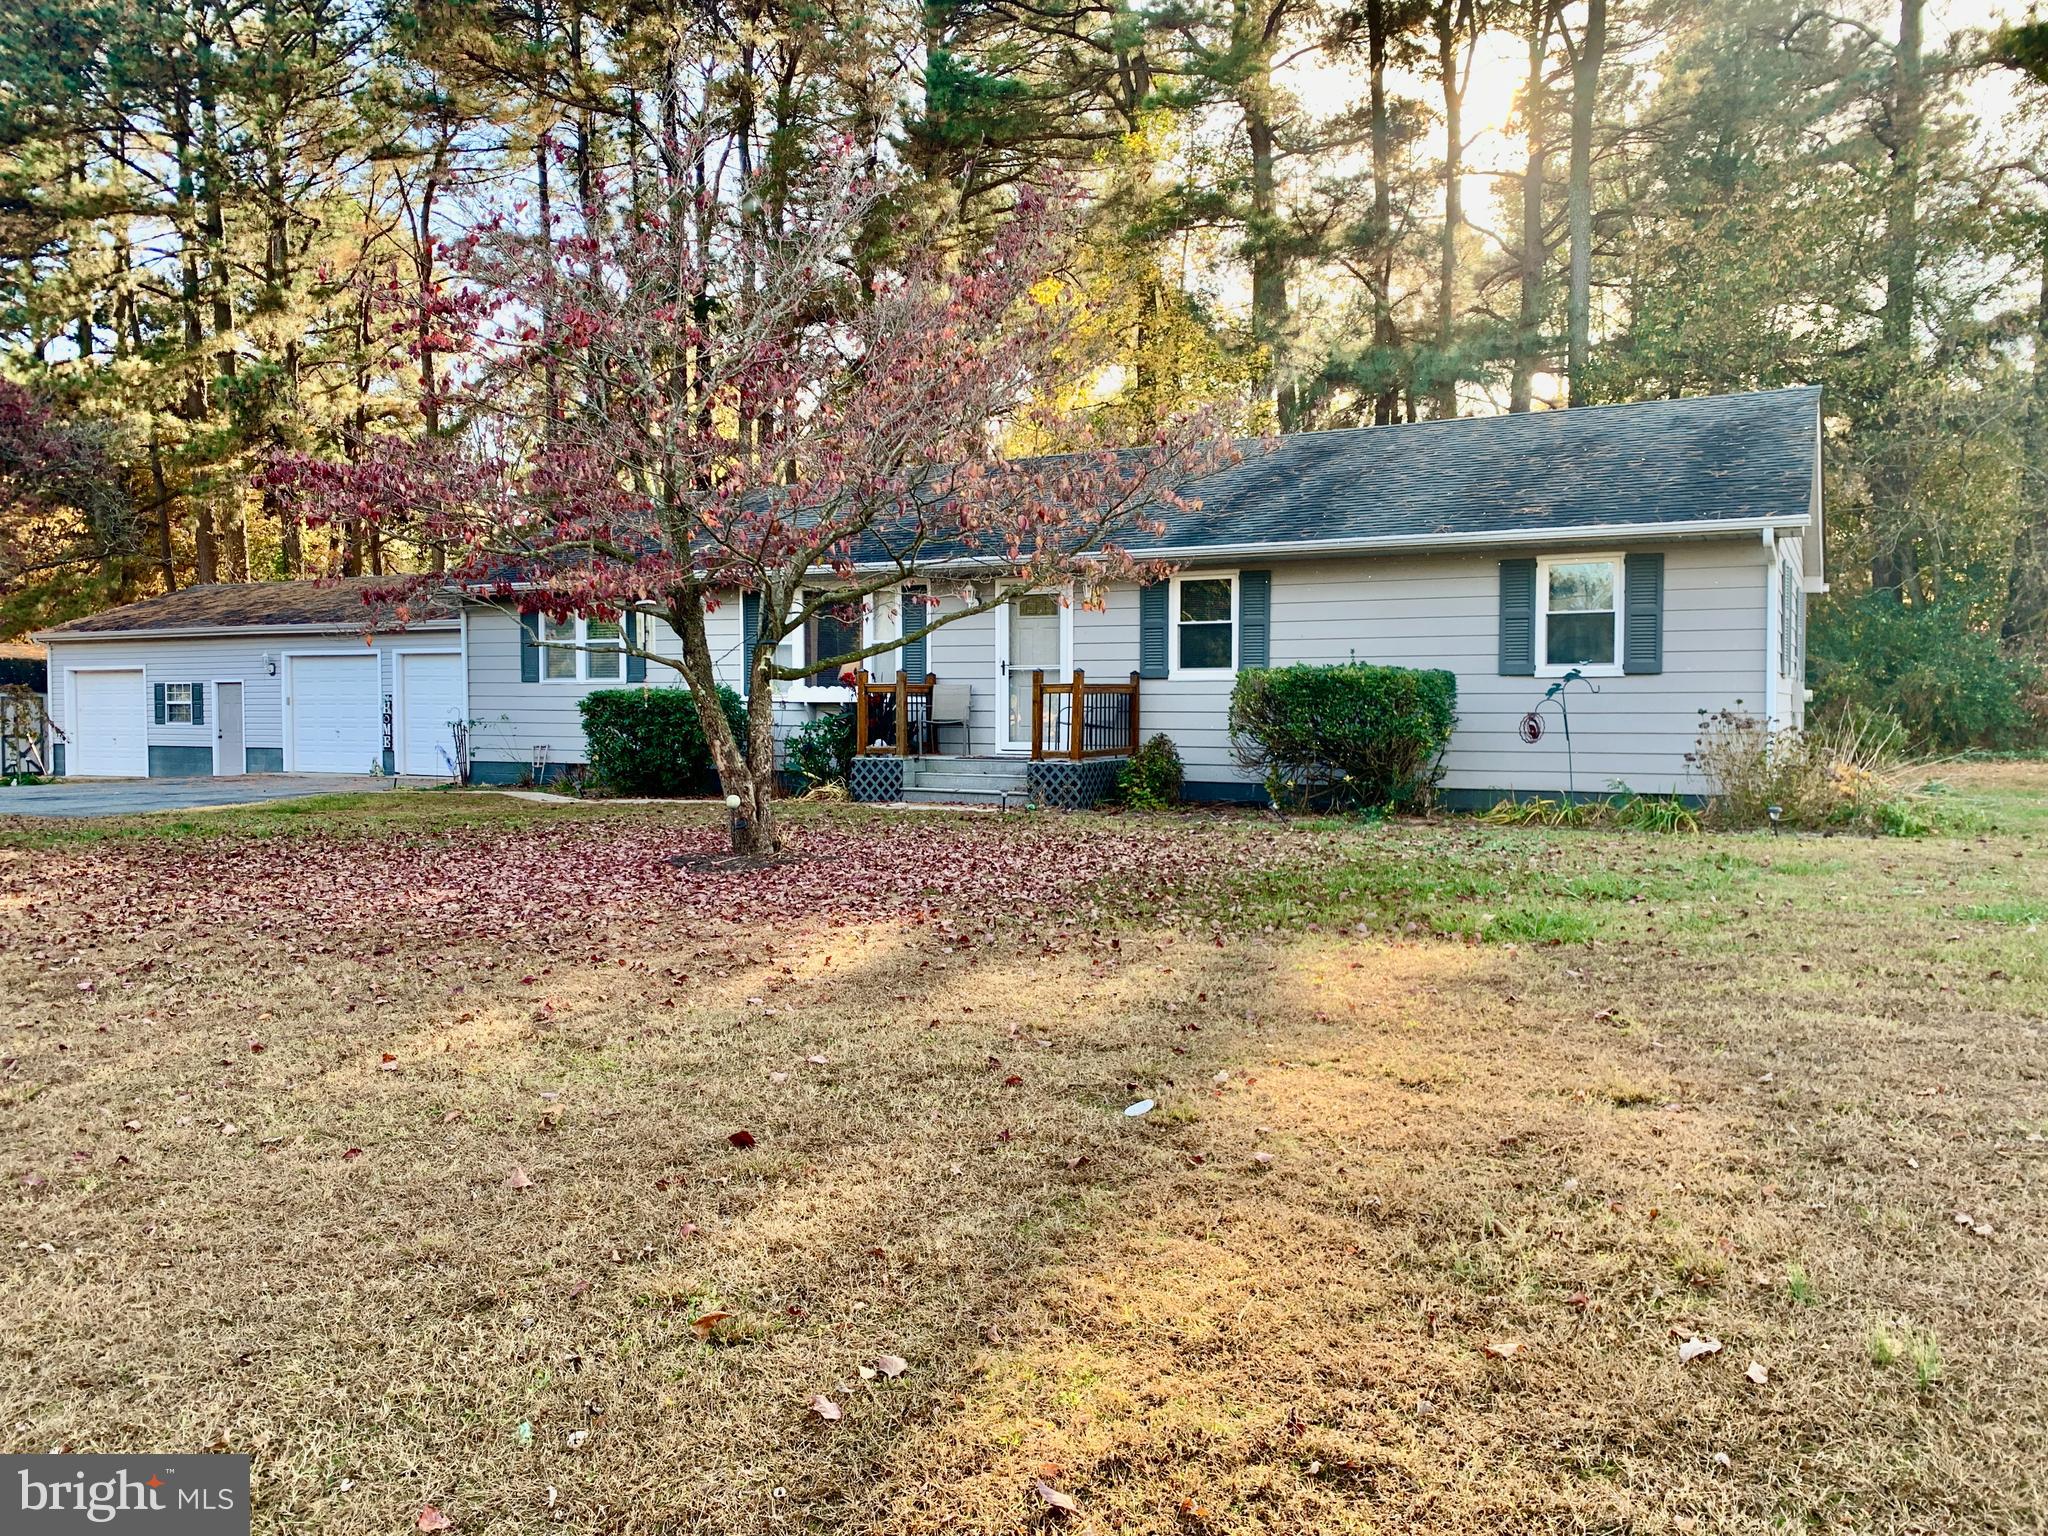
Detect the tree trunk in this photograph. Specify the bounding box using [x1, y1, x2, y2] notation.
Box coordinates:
[149, 434, 177, 591]
[1434, 0, 1471, 419]
[1511, 0, 1552, 412]
[199, 49, 244, 581]
[533, 0, 561, 435]
[1367, 0, 1400, 426]
[673, 590, 781, 856]
[172, 81, 216, 586]
[1871, 0, 1923, 597]
[1566, 0, 1605, 407]
[2004, 228, 2048, 642]
[1247, 95, 1291, 426]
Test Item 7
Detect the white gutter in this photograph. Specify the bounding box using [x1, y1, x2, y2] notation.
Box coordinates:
[1761, 527, 1779, 730]
[834, 514, 1812, 575]
[1129, 514, 1807, 562]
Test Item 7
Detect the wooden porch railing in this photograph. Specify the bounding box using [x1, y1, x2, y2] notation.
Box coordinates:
[1030, 670, 1141, 761]
[853, 669, 936, 756]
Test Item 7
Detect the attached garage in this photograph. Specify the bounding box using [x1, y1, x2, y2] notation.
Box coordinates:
[286, 653, 384, 774]
[395, 651, 464, 776]
[35, 581, 461, 779]
[67, 668, 148, 777]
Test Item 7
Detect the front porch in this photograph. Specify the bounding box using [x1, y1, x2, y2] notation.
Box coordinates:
[846, 670, 1135, 809]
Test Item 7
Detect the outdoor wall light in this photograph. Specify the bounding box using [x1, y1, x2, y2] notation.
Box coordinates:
[264, 655, 278, 676]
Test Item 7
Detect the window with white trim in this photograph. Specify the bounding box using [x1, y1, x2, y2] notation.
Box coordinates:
[542, 615, 625, 681]
[1537, 556, 1623, 674]
[164, 682, 195, 723]
[805, 601, 864, 688]
[1172, 573, 1236, 675]
[768, 592, 871, 696]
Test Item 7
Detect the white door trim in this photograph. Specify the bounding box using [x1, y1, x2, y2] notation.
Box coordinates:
[64, 665, 149, 778]
[995, 588, 1075, 754]
[282, 648, 382, 774]
[391, 646, 463, 777]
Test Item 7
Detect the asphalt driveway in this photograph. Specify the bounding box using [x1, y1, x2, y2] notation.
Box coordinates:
[0, 774, 409, 818]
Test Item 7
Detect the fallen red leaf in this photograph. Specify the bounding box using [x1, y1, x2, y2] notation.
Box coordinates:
[1034, 1479, 1079, 1514]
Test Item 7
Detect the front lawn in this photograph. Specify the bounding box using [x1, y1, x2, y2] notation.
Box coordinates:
[3, 773, 2044, 1532]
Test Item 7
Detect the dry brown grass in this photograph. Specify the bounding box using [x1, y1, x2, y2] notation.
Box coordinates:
[3, 787, 2045, 1533]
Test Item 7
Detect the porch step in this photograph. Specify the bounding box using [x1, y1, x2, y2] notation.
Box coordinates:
[891, 756, 1030, 806]
[905, 757, 1029, 778]
[900, 785, 1025, 806]
[908, 771, 1028, 795]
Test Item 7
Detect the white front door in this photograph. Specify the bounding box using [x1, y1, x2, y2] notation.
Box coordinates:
[397, 652, 464, 775]
[997, 593, 1067, 753]
[287, 654, 383, 773]
[69, 669, 148, 777]
[214, 682, 245, 775]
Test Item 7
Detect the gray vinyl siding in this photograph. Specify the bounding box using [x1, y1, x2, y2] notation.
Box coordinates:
[463, 596, 810, 772]
[460, 540, 1769, 791]
[1075, 582, 1235, 768]
[468, 605, 678, 768]
[45, 627, 456, 775]
[924, 591, 1003, 752]
[1068, 540, 1768, 798]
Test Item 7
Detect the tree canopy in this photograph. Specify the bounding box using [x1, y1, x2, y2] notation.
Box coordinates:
[1, 0, 2044, 741]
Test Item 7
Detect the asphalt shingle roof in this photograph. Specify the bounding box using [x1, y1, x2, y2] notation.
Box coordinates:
[39, 578, 456, 637]
[1129, 386, 1820, 554]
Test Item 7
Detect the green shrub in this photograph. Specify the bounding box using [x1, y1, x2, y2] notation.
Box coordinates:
[1116, 733, 1185, 809]
[1228, 663, 1456, 811]
[787, 708, 855, 790]
[578, 685, 745, 797]
[1810, 594, 2042, 752]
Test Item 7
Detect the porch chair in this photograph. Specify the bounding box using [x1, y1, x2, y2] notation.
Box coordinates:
[925, 682, 972, 755]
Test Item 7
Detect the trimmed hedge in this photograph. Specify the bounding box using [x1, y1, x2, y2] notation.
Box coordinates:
[579, 685, 747, 796]
[1228, 663, 1456, 811]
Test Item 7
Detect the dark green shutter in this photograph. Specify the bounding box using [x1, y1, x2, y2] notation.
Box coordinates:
[1498, 559, 1536, 676]
[518, 611, 540, 683]
[741, 592, 760, 698]
[1238, 570, 1271, 669]
[153, 683, 167, 724]
[1138, 582, 1168, 679]
[624, 610, 647, 682]
[191, 683, 204, 727]
[899, 588, 927, 680]
[1623, 553, 1664, 675]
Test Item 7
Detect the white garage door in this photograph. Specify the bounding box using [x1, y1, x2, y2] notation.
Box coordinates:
[397, 652, 464, 775]
[69, 669, 148, 777]
[288, 654, 383, 773]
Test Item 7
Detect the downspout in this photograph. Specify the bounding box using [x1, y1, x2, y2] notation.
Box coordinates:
[1761, 527, 1779, 730]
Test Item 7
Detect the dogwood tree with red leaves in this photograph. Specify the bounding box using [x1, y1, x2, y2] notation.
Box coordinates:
[266, 147, 1236, 854]
[0, 381, 134, 605]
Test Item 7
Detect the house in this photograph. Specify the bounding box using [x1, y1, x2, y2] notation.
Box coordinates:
[35, 386, 1822, 804]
